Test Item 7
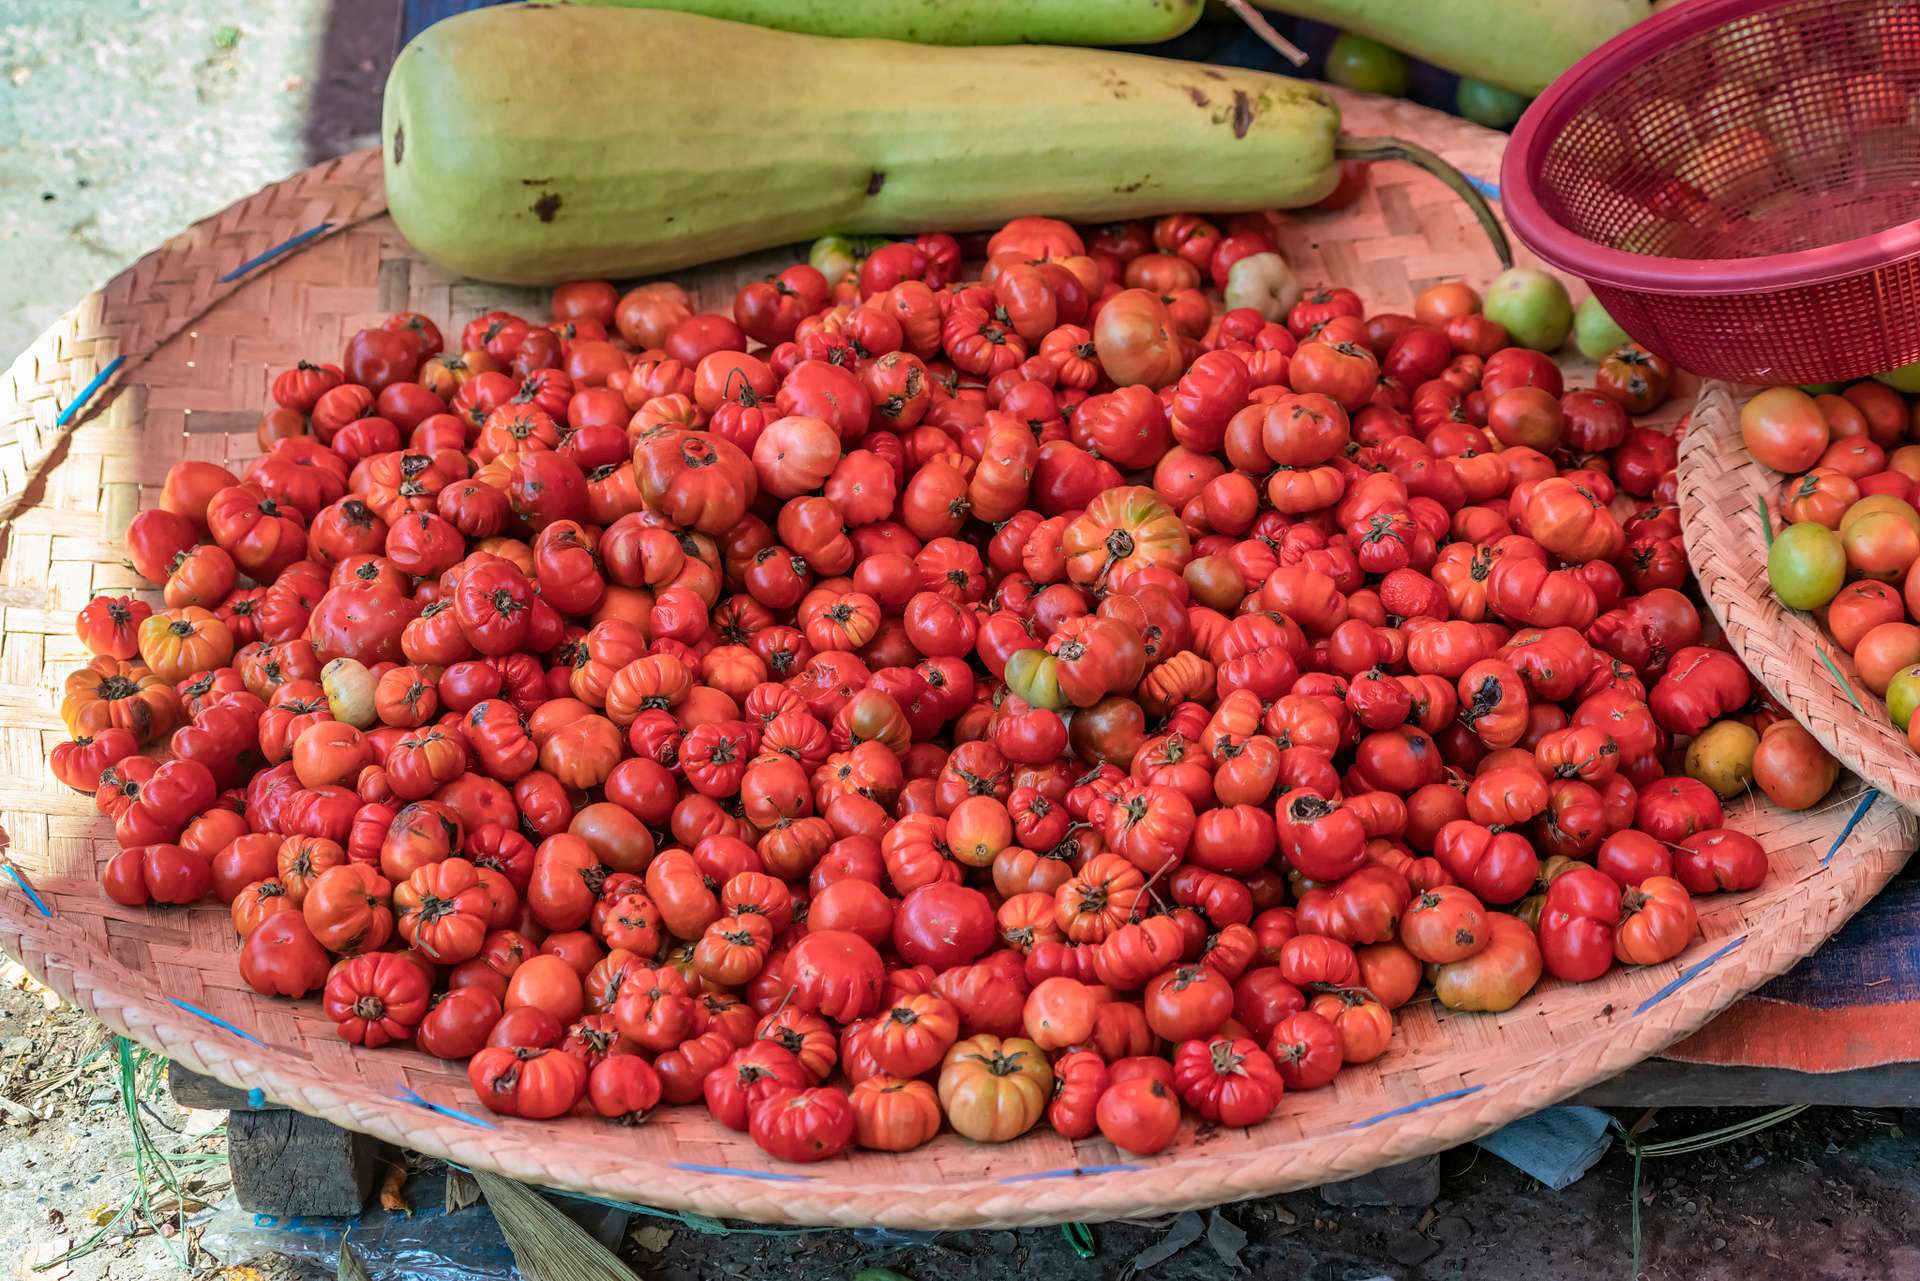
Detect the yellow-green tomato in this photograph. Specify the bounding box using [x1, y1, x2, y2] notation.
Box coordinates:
[1003, 647, 1064, 710]
[1223, 252, 1301, 321]
[1886, 663, 1920, 730]
[321, 657, 378, 728]
[1684, 719, 1759, 800]
[1483, 268, 1573, 352]
[1767, 521, 1846, 609]
[808, 235, 861, 287]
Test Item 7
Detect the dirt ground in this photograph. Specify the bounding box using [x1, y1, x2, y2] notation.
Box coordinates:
[5, 4, 1920, 1279]
[5, 965, 1919, 1281]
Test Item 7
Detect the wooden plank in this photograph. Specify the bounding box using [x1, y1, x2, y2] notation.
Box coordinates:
[228, 1108, 383, 1217]
[167, 1061, 274, 1112]
[1573, 1058, 1920, 1108]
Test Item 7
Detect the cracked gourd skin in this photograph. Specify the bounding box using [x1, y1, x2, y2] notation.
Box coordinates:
[382, 7, 1340, 285]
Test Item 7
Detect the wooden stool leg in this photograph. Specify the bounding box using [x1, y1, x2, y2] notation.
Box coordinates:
[169, 1063, 384, 1216]
[226, 1109, 383, 1218]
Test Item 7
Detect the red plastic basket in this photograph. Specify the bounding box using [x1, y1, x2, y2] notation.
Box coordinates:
[1501, 0, 1920, 383]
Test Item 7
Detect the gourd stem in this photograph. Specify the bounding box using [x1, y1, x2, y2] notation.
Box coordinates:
[1336, 136, 1514, 269]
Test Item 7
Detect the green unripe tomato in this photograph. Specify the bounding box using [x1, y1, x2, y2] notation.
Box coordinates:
[1456, 77, 1529, 129]
[1768, 521, 1846, 609]
[1886, 663, 1920, 729]
[1484, 268, 1573, 352]
[1573, 296, 1631, 361]
[1325, 33, 1410, 97]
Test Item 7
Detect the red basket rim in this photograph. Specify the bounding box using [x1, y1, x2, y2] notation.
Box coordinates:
[1501, 0, 1920, 297]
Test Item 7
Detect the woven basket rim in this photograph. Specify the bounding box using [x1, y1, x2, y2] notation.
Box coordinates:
[1, 94, 1914, 1228]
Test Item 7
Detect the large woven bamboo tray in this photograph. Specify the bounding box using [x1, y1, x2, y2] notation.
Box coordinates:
[1679, 383, 1920, 815]
[1, 90, 1914, 1229]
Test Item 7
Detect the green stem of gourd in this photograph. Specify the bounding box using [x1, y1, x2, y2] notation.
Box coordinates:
[1336, 136, 1514, 270]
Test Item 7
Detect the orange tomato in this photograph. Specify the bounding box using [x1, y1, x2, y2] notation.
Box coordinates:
[504, 953, 585, 1025]
[1853, 621, 1920, 695]
[291, 720, 371, 789]
[1826, 580, 1906, 652]
[1841, 510, 1920, 580]
[1739, 387, 1828, 473]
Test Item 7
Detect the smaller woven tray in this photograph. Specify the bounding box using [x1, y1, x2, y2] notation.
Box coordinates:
[1678, 383, 1920, 814]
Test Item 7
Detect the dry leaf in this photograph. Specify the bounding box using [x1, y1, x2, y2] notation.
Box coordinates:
[631, 1225, 674, 1252]
[445, 1168, 481, 1214]
[377, 1164, 410, 1215]
[216, 1265, 263, 1281]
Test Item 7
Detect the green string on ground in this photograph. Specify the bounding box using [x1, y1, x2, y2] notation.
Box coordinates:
[35, 1039, 215, 1273]
[1621, 1105, 1806, 1280]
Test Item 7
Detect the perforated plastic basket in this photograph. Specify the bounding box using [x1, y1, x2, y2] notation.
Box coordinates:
[1502, 0, 1920, 383]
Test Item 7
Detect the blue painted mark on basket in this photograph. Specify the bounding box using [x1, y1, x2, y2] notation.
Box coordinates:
[397, 1087, 498, 1129]
[218, 223, 334, 283]
[1000, 1162, 1142, 1184]
[169, 997, 268, 1046]
[1823, 790, 1879, 867]
[670, 1162, 815, 1183]
[2, 863, 52, 917]
[1634, 935, 1747, 1016]
[1351, 1084, 1483, 1129]
[53, 355, 125, 429]
[1465, 174, 1501, 201]
[247, 1087, 266, 1108]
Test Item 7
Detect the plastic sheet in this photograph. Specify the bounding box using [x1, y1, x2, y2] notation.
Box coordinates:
[201, 1168, 625, 1280]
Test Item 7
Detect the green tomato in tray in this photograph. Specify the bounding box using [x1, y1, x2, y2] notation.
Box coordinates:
[1888, 664, 1920, 730]
[1325, 32, 1410, 98]
[1767, 521, 1847, 610]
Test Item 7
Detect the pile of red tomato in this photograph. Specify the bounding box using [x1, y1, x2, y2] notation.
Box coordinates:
[53, 199, 1813, 1163]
